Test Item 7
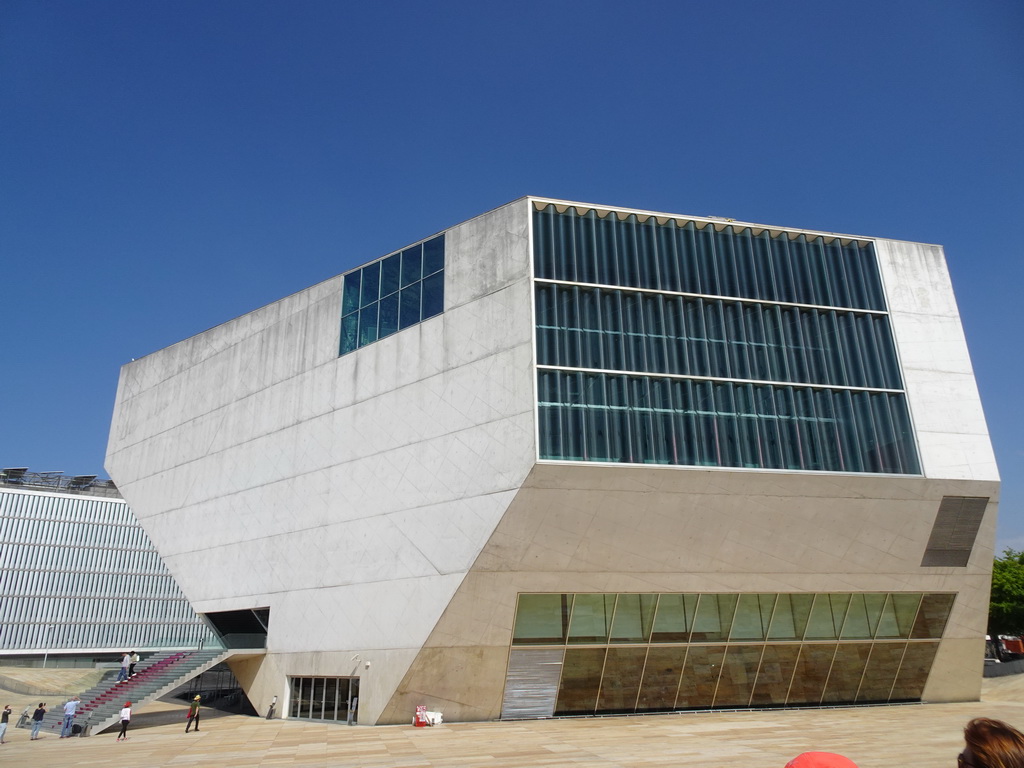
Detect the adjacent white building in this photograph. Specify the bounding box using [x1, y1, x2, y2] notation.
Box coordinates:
[0, 469, 211, 659]
[106, 197, 998, 724]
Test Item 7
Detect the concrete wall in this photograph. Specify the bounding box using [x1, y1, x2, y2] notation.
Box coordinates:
[383, 465, 997, 721]
[875, 239, 998, 482]
[106, 199, 538, 723]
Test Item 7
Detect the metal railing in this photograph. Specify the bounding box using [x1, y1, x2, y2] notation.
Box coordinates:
[1, 469, 121, 499]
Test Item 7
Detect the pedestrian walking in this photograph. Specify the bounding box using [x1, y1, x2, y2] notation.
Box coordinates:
[128, 651, 140, 677]
[116, 652, 130, 683]
[116, 702, 131, 741]
[59, 696, 79, 738]
[0, 704, 11, 743]
[30, 703, 45, 740]
[185, 695, 201, 733]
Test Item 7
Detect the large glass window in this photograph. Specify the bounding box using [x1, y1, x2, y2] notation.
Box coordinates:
[339, 234, 444, 355]
[533, 205, 919, 475]
[288, 676, 359, 723]
[508, 591, 953, 716]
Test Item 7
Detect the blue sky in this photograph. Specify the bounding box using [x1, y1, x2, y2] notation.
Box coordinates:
[2, 1, 1021, 545]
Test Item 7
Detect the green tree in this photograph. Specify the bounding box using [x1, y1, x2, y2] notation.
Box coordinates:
[989, 549, 1024, 637]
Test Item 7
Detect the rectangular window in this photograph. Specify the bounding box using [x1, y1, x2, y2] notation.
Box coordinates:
[507, 591, 952, 716]
[339, 234, 444, 355]
[533, 205, 919, 475]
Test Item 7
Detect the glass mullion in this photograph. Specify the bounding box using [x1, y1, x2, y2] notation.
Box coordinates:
[560, 207, 578, 283]
[656, 221, 682, 293]
[807, 236, 833, 307]
[617, 214, 640, 288]
[696, 224, 719, 295]
[535, 206, 556, 280]
[680, 221, 701, 293]
[714, 226, 740, 298]
[576, 210, 599, 284]
[663, 296, 684, 376]
[636, 217, 659, 289]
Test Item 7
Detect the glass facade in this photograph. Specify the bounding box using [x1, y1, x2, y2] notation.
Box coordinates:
[340, 234, 445, 355]
[506, 591, 952, 715]
[0, 488, 214, 652]
[289, 676, 359, 722]
[533, 205, 920, 474]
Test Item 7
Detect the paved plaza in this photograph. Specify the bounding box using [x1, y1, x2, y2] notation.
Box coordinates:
[3, 674, 1023, 767]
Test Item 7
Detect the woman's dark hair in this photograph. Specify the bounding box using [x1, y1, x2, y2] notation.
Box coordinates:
[965, 718, 1024, 768]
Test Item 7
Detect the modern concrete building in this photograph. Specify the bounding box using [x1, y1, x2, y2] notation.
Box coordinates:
[0, 468, 212, 660]
[105, 197, 998, 725]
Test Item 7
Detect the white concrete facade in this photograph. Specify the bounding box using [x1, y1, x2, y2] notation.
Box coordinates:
[106, 198, 998, 724]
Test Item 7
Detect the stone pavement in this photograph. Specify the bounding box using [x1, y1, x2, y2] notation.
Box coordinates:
[3, 674, 1024, 767]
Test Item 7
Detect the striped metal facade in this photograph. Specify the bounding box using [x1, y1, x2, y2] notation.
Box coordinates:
[0, 487, 213, 653]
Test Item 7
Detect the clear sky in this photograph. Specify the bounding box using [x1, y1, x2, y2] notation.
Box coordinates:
[2, 1, 1021, 545]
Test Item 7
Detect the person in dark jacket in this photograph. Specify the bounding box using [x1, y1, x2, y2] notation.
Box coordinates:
[30, 703, 45, 740]
[185, 695, 201, 733]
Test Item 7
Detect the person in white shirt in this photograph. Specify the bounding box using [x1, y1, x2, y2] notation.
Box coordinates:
[117, 652, 131, 683]
[116, 702, 131, 741]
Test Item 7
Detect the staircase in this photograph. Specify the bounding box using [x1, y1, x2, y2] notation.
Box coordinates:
[28, 649, 232, 737]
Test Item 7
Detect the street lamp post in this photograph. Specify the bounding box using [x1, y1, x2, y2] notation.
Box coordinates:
[41, 624, 56, 668]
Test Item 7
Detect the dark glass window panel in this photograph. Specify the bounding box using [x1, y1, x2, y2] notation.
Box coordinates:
[339, 313, 358, 355]
[713, 644, 763, 707]
[555, 647, 605, 715]
[744, 304, 770, 379]
[730, 594, 776, 641]
[361, 263, 381, 305]
[840, 594, 876, 640]
[695, 225, 719, 296]
[616, 214, 640, 288]
[423, 235, 445, 276]
[882, 593, 922, 639]
[856, 642, 906, 703]
[786, 644, 836, 705]
[805, 594, 851, 640]
[380, 253, 401, 297]
[637, 646, 687, 711]
[609, 594, 658, 643]
[749, 644, 800, 706]
[558, 208, 578, 283]
[342, 271, 361, 315]
[310, 677, 325, 719]
[651, 594, 698, 643]
[513, 594, 572, 644]
[656, 222, 682, 293]
[911, 594, 955, 639]
[535, 206, 556, 280]
[677, 222, 699, 293]
[399, 282, 422, 330]
[597, 646, 648, 713]
[821, 643, 871, 704]
[635, 218, 659, 290]
[715, 227, 740, 298]
[675, 645, 726, 709]
[422, 272, 444, 320]
[290, 677, 303, 718]
[690, 594, 738, 642]
[890, 642, 939, 701]
[358, 303, 378, 347]
[568, 594, 616, 643]
[378, 293, 399, 339]
[576, 211, 599, 284]
[323, 678, 338, 720]
[806, 237, 833, 307]
[401, 245, 423, 287]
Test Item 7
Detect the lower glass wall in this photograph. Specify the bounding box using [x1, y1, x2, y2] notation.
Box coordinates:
[289, 676, 360, 723]
[502, 592, 952, 718]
